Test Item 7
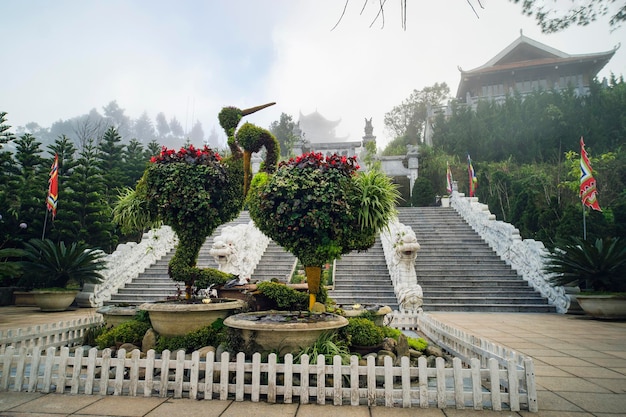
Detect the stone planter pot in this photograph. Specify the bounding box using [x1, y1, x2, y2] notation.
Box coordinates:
[32, 290, 79, 312]
[139, 298, 245, 337]
[224, 311, 348, 355]
[13, 291, 37, 306]
[340, 304, 392, 326]
[96, 305, 138, 327]
[576, 294, 626, 320]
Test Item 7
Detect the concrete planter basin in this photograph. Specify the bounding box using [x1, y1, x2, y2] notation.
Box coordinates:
[139, 298, 245, 337]
[224, 311, 348, 355]
[577, 294, 626, 320]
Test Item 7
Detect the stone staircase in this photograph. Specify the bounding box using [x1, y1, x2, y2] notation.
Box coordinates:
[250, 240, 297, 283]
[105, 206, 556, 313]
[105, 212, 251, 306]
[396, 207, 555, 313]
[329, 238, 399, 310]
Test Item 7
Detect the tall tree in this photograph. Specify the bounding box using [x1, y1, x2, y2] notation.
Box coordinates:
[132, 112, 155, 144]
[122, 138, 147, 187]
[12, 134, 46, 242]
[97, 127, 126, 206]
[0, 112, 15, 147]
[384, 83, 450, 144]
[269, 113, 299, 157]
[73, 109, 110, 149]
[188, 120, 205, 144]
[62, 139, 115, 251]
[102, 100, 131, 139]
[155, 112, 170, 139]
[169, 117, 184, 138]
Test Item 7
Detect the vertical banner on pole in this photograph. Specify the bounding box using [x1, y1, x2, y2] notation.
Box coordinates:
[467, 154, 477, 197]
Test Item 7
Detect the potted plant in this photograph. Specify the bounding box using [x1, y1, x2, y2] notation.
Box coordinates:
[18, 239, 106, 311]
[546, 236, 626, 319]
[248, 153, 400, 309]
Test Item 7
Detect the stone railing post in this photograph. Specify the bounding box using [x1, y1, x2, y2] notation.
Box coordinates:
[381, 219, 423, 314]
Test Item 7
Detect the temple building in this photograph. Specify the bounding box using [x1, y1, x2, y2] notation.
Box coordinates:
[295, 110, 361, 157]
[425, 32, 618, 145]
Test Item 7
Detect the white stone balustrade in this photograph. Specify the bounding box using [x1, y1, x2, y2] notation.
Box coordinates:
[76, 226, 178, 307]
[450, 191, 570, 313]
[380, 219, 424, 313]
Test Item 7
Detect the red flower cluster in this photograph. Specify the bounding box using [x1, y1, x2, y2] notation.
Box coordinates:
[279, 152, 360, 175]
[150, 144, 222, 165]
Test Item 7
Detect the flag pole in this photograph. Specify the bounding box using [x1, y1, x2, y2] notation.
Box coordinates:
[41, 209, 49, 240]
[582, 201, 587, 240]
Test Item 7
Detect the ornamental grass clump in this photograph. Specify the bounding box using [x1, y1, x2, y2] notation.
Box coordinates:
[248, 152, 399, 308]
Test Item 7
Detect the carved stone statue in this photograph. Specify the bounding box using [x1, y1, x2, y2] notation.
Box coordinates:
[364, 117, 373, 136]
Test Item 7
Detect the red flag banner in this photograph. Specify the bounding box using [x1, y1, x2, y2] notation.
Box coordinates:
[446, 162, 453, 193]
[467, 154, 477, 197]
[580, 137, 601, 212]
[47, 154, 58, 218]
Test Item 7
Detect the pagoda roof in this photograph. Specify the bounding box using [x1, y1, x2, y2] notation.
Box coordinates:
[456, 32, 618, 97]
[299, 110, 342, 128]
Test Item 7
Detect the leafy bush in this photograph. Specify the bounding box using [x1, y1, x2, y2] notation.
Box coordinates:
[381, 326, 402, 339]
[343, 318, 384, 346]
[256, 281, 308, 310]
[545, 236, 626, 292]
[95, 320, 151, 349]
[408, 337, 428, 352]
[155, 319, 228, 353]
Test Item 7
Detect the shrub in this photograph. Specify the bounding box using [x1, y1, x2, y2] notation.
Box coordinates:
[95, 320, 151, 349]
[256, 281, 308, 310]
[343, 318, 384, 346]
[408, 336, 428, 352]
[155, 319, 228, 353]
[381, 326, 403, 339]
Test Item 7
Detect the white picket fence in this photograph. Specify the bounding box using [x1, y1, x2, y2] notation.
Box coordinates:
[0, 312, 538, 411]
[0, 316, 103, 355]
[0, 345, 536, 411]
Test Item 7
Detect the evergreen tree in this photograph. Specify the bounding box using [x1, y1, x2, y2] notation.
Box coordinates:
[269, 113, 299, 157]
[97, 127, 126, 206]
[123, 138, 147, 187]
[411, 177, 436, 207]
[11, 134, 46, 243]
[62, 139, 115, 252]
[145, 139, 161, 159]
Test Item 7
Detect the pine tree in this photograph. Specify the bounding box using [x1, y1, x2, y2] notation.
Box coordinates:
[62, 139, 115, 252]
[97, 127, 126, 206]
[11, 134, 46, 243]
[123, 138, 147, 187]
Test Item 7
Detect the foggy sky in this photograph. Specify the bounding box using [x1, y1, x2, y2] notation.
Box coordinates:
[2, 0, 624, 150]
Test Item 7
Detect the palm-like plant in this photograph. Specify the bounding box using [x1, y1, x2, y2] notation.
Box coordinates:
[545, 237, 626, 292]
[19, 239, 106, 289]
